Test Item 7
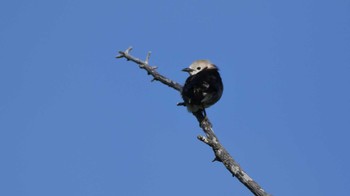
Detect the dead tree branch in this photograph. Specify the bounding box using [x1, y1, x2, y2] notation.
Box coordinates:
[116, 47, 270, 196]
[116, 47, 182, 91]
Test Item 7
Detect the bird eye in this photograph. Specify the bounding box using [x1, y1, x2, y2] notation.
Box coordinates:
[197, 67, 201, 70]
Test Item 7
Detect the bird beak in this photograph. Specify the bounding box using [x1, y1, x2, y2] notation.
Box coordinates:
[182, 68, 193, 72]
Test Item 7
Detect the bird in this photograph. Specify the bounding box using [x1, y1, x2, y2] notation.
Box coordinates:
[179, 60, 223, 117]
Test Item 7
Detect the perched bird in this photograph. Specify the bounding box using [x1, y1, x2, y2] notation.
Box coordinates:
[179, 60, 223, 116]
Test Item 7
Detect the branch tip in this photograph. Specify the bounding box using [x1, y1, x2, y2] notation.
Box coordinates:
[115, 50, 126, 58]
[116, 53, 123, 59]
[197, 135, 210, 144]
[145, 51, 151, 64]
[125, 47, 133, 54]
[212, 157, 221, 162]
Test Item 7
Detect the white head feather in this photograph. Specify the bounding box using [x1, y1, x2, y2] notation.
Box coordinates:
[186, 60, 217, 75]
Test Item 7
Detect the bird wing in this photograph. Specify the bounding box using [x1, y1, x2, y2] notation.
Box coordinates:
[182, 69, 222, 106]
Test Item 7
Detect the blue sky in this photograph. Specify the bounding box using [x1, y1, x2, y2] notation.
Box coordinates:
[1, 0, 350, 195]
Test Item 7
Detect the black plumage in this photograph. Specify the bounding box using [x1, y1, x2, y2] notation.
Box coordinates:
[180, 60, 223, 116]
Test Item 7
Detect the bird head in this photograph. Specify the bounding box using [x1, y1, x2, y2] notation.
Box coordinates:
[182, 60, 218, 75]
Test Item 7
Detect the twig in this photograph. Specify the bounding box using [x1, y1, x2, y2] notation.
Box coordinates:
[116, 47, 182, 92]
[116, 47, 270, 196]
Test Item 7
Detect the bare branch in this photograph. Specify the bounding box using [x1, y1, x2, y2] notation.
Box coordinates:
[116, 47, 182, 92]
[116, 47, 270, 196]
[193, 112, 270, 196]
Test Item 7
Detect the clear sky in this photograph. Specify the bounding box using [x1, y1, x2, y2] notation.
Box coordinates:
[1, 1, 349, 195]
